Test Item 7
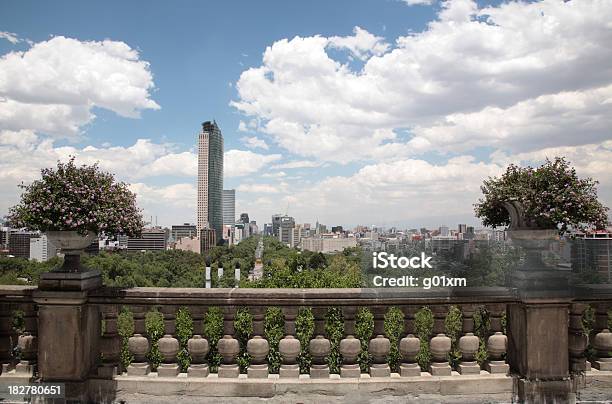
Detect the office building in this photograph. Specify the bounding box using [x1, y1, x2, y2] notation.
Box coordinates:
[301, 237, 357, 253]
[127, 228, 167, 252]
[200, 228, 216, 254]
[222, 189, 236, 226]
[171, 223, 197, 242]
[279, 216, 295, 246]
[9, 231, 38, 259]
[29, 235, 57, 262]
[272, 214, 283, 238]
[174, 236, 201, 254]
[572, 232, 612, 282]
[197, 121, 224, 244]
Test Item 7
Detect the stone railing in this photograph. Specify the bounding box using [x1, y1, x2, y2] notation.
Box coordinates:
[2, 284, 612, 402]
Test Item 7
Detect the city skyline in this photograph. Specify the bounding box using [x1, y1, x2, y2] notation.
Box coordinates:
[1, 0, 611, 229]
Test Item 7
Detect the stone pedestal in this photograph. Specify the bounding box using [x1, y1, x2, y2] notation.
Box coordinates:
[310, 364, 330, 379]
[39, 270, 103, 292]
[399, 363, 420, 377]
[340, 363, 360, 378]
[187, 364, 209, 377]
[508, 300, 571, 401]
[485, 360, 509, 374]
[247, 363, 269, 378]
[458, 361, 480, 375]
[370, 363, 390, 377]
[1, 363, 14, 374]
[279, 363, 299, 378]
[127, 363, 150, 376]
[33, 289, 100, 382]
[15, 360, 35, 375]
[593, 358, 612, 371]
[218, 364, 240, 378]
[157, 364, 179, 377]
[429, 362, 451, 376]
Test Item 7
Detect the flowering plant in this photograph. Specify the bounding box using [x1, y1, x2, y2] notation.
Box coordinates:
[474, 157, 609, 234]
[7, 157, 144, 236]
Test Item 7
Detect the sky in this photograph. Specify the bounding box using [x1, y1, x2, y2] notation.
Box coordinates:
[1, 0, 611, 229]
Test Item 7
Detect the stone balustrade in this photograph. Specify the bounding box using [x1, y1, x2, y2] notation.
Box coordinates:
[2, 284, 612, 401]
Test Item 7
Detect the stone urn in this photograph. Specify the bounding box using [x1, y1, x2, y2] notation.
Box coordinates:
[158, 334, 179, 364]
[430, 333, 451, 362]
[369, 335, 390, 364]
[17, 332, 37, 361]
[399, 334, 420, 363]
[339, 335, 361, 365]
[459, 332, 480, 361]
[128, 334, 149, 362]
[309, 335, 331, 365]
[218, 335, 240, 364]
[187, 335, 209, 364]
[46, 231, 97, 272]
[486, 332, 507, 360]
[593, 329, 612, 358]
[279, 335, 301, 365]
[247, 336, 269, 365]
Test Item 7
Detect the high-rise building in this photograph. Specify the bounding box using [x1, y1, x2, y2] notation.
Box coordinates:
[171, 223, 197, 242]
[197, 121, 224, 244]
[279, 216, 295, 246]
[127, 228, 167, 252]
[9, 231, 38, 259]
[458, 224, 467, 234]
[29, 235, 58, 262]
[222, 190, 236, 226]
[200, 228, 216, 254]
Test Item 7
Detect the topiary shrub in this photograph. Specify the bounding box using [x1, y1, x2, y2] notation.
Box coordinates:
[234, 307, 253, 373]
[295, 307, 315, 374]
[117, 307, 135, 370]
[325, 307, 344, 374]
[175, 307, 194, 372]
[203, 307, 224, 372]
[384, 307, 404, 372]
[264, 307, 284, 374]
[474, 307, 490, 365]
[355, 307, 374, 372]
[414, 307, 434, 370]
[145, 309, 164, 370]
[445, 305, 463, 369]
[10, 309, 26, 361]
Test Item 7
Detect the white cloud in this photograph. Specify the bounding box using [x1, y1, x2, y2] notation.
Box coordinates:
[224, 150, 281, 177]
[262, 171, 286, 178]
[240, 136, 269, 150]
[271, 160, 323, 169]
[328, 26, 389, 61]
[0, 36, 159, 137]
[236, 183, 281, 194]
[233, 0, 612, 162]
[403, 0, 434, 6]
[0, 31, 20, 44]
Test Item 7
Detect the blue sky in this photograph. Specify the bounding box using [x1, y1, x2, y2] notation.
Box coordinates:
[1, 0, 611, 229]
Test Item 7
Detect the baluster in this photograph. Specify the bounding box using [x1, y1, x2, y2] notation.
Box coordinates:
[484, 332, 509, 375]
[339, 335, 360, 378]
[458, 331, 480, 375]
[282, 307, 298, 336]
[157, 334, 180, 377]
[429, 333, 451, 375]
[247, 336, 269, 378]
[593, 328, 612, 371]
[568, 303, 588, 373]
[217, 335, 240, 378]
[369, 335, 391, 377]
[399, 334, 420, 377]
[309, 335, 331, 378]
[127, 333, 150, 376]
[279, 335, 300, 378]
[187, 335, 209, 377]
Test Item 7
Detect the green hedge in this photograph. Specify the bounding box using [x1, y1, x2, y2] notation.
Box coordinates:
[264, 307, 284, 373]
[355, 307, 374, 372]
[296, 307, 315, 373]
[384, 307, 404, 372]
[203, 307, 224, 372]
[117, 307, 134, 370]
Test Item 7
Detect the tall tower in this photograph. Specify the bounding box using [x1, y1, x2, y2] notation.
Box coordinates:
[197, 121, 224, 244]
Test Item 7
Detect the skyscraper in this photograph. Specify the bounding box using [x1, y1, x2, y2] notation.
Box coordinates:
[197, 121, 224, 244]
[222, 189, 236, 226]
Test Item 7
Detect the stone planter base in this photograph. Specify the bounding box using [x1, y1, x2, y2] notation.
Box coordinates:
[279, 364, 299, 378]
[15, 360, 35, 376]
[593, 358, 612, 371]
[458, 362, 481, 375]
[157, 364, 179, 377]
[399, 363, 420, 377]
[188, 364, 209, 377]
[370, 364, 390, 378]
[485, 360, 509, 375]
[39, 269, 102, 291]
[97, 364, 118, 378]
[340, 364, 360, 378]
[127, 363, 150, 376]
[310, 364, 330, 379]
[247, 364, 269, 378]
[218, 364, 239, 378]
[429, 362, 451, 376]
